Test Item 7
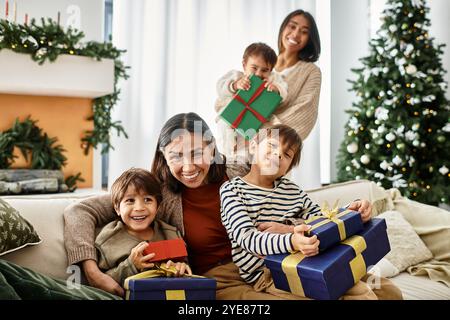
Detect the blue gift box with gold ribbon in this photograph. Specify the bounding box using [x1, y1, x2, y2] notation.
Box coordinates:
[305, 207, 364, 252]
[124, 266, 216, 300]
[265, 218, 390, 300]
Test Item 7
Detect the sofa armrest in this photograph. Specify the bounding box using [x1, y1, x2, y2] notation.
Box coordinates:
[305, 179, 387, 209]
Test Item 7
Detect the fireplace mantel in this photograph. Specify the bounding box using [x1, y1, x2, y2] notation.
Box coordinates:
[0, 49, 114, 98]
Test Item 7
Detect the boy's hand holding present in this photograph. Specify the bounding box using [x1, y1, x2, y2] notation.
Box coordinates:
[130, 241, 156, 271]
[232, 74, 251, 91]
[347, 199, 372, 223]
[291, 224, 320, 257]
[165, 260, 192, 277]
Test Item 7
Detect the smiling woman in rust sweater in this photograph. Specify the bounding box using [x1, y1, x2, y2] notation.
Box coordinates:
[64, 112, 401, 300]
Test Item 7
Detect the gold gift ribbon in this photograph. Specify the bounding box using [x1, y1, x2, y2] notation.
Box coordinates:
[165, 290, 186, 300]
[280, 234, 368, 297]
[124, 264, 203, 300]
[305, 200, 349, 241]
[341, 235, 367, 283]
[281, 252, 306, 297]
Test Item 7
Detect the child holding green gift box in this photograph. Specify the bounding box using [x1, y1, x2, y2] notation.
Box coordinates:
[215, 42, 287, 159]
[95, 168, 192, 290]
[220, 124, 402, 299]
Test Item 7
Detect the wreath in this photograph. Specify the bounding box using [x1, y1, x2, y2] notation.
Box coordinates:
[0, 116, 84, 191]
[0, 18, 130, 155]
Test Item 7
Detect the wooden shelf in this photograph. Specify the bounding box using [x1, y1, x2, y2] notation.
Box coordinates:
[0, 49, 114, 98]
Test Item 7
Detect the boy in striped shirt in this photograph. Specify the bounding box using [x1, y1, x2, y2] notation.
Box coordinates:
[219, 124, 372, 298]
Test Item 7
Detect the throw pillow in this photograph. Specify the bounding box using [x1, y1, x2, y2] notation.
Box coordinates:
[0, 198, 42, 256]
[374, 210, 433, 277]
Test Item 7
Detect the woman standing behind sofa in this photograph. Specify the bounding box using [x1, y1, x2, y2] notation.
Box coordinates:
[268, 9, 322, 141]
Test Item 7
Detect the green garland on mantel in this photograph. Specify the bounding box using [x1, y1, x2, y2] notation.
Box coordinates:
[0, 18, 130, 155]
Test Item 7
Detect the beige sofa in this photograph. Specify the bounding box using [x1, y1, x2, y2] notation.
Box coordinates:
[1, 180, 449, 299]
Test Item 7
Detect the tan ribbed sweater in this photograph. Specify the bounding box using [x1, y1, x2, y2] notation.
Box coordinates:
[63, 163, 248, 266]
[268, 60, 322, 141]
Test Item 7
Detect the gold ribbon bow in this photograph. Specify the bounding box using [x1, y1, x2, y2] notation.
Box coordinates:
[305, 200, 348, 241]
[124, 264, 203, 300]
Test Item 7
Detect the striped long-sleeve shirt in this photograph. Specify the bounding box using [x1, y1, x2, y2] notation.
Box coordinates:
[220, 176, 322, 283]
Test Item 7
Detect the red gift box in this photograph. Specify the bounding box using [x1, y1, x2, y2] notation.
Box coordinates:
[143, 238, 188, 263]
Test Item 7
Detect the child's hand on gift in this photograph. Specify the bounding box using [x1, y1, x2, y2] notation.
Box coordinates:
[165, 260, 193, 277]
[130, 241, 156, 271]
[265, 81, 280, 93]
[232, 74, 251, 91]
[291, 224, 320, 257]
[347, 199, 372, 223]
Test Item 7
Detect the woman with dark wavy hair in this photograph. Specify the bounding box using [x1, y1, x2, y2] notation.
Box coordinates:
[268, 9, 322, 141]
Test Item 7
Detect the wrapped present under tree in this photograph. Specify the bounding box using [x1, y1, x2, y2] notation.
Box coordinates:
[219, 75, 281, 140]
[265, 218, 390, 300]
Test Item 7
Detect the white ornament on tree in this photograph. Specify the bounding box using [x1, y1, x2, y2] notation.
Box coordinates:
[406, 65, 418, 75]
[442, 123, 450, 132]
[380, 160, 389, 171]
[392, 155, 402, 166]
[360, 155, 370, 165]
[404, 44, 414, 56]
[389, 25, 398, 33]
[439, 166, 449, 175]
[351, 159, 361, 169]
[405, 130, 417, 141]
[347, 143, 358, 154]
[375, 107, 389, 121]
[386, 132, 396, 142]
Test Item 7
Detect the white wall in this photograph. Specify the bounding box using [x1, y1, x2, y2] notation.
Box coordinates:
[429, 0, 450, 100]
[330, 0, 371, 182]
[0, 0, 104, 42]
[329, 0, 450, 182]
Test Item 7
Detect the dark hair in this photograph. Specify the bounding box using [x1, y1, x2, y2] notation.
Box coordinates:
[277, 10, 321, 63]
[243, 42, 278, 69]
[257, 124, 303, 173]
[151, 112, 226, 193]
[111, 168, 162, 211]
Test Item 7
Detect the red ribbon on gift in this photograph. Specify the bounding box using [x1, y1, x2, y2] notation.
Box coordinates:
[231, 81, 268, 129]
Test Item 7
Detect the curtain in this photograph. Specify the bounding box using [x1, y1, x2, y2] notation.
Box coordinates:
[109, 0, 319, 188]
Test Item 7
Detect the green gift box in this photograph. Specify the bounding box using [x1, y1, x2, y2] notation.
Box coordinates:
[219, 75, 282, 140]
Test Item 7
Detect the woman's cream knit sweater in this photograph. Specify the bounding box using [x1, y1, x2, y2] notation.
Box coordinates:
[269, 60, 322, 141]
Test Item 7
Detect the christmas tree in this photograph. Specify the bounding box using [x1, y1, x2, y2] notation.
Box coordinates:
[336, 0, 450, 206]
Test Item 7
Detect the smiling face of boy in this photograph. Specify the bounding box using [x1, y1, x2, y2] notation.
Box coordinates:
[243, 54, 273, 80]
[115, 184, 158, 235]
[250, 135, 296, 179]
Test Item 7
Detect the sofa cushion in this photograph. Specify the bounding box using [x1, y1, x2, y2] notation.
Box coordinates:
[0, 198, 42, 256]
[389, 272, 450, 300]
[376, 210, 433, 275]
[0, 192, 106, 281]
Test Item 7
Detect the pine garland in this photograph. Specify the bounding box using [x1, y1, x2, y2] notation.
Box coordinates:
[0, 116, 84, 191]
[0, 18, 130, 154]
